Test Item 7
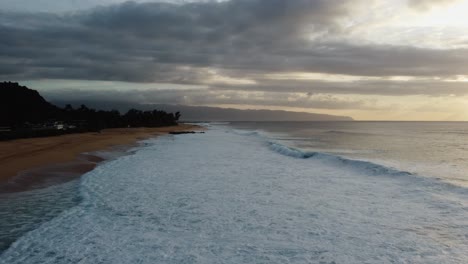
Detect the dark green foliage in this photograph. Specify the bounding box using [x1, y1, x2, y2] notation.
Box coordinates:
[0, 82, 181, 140]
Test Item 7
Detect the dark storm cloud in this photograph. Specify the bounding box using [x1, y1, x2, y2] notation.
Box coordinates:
[1, 0, 468, 83]
[83, 0, 346, 38]
[0, 0, 350, 81]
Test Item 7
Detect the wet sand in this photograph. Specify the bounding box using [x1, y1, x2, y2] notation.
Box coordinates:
[0, 124, 200, 189]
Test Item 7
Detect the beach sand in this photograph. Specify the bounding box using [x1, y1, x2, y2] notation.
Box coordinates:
[0, 124, 200, 188]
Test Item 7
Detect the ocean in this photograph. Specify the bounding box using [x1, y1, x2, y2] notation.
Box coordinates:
[230, 121, 468, 187]
[1, 122, 468, 263]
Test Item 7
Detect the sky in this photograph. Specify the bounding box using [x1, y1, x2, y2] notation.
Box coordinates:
[1, 0, 468, 120]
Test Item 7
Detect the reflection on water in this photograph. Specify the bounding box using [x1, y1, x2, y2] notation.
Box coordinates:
[231, 121, 468, 186]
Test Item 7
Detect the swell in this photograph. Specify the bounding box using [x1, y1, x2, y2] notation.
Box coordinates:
[322, 130, 376, 136]
[232, 129, 412, 177]
[237, 130, 468, 196]
[266, 141, 412, 177]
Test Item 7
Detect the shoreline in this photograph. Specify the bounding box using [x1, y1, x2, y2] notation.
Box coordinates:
[0, 124, 201, 190]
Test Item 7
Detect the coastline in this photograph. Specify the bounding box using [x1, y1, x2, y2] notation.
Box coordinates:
[0, 124, 201, 188]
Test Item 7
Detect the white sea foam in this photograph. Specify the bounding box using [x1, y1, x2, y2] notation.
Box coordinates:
[1, 126, 468, 263]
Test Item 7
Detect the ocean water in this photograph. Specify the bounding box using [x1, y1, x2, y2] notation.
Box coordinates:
[231, 121, 468, 187]
[1, 123, 468, 263]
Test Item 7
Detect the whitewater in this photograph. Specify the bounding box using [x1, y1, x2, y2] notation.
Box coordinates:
[1, 125, 468, 263]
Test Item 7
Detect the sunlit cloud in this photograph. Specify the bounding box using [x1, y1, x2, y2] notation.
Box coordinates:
[1, 0, 468, 120]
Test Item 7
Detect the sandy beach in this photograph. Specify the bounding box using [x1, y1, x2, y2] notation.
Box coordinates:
[0, 124, 200, 186]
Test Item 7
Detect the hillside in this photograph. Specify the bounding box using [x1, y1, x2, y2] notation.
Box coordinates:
[0, 82, 180, 140]
[0, 82, 61, 126]
[52, 101, 353, 122]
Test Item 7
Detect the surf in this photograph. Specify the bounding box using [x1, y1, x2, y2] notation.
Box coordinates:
[2, 126, 468, 264]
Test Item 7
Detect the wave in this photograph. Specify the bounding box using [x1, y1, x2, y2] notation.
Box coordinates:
[209, 128, 468, 212]
[227, 128, 468, 196]
[322, 130, 379, 136]
[427, 130, 468, 135]
[229, 128, 412, 177]
[207, 121, 231, 125]
[445, 131, 468, 135]
[323, 130, 354, 134]
[266, 141, 412, 177]
[227, 126, 414, 178]
[230, 129, 262, 137]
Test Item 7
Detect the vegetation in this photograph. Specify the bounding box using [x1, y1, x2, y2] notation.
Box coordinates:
[0, 82, 181, 140]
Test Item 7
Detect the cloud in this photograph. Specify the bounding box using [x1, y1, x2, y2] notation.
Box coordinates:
[2, 0, 467, 84]
[1, 0, 468, 117]
[0, 0, 354, 81]
[407, 0, 459, 10]
[212, 78, 468, 97]
[0, 0, 160, 13]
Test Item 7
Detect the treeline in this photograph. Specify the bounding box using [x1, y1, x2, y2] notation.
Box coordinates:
[0, 82, 181, 140]
[60, 104, 181, 130]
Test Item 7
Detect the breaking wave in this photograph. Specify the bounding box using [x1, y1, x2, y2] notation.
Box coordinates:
[232, 129, 413, 177]
[266, 141, 412, 177]
[232, 128, 468, 196]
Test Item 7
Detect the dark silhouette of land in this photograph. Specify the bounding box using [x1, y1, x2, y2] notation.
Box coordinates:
[0, 82, 181, 140]
[52, 101, 354, 122]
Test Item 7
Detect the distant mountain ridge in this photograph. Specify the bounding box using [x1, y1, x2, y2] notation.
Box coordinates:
[52, 101, 353, 121]
[0, 82, 180, 138]
[146, 104, 354, 122]
[0, 81, 352, 124]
